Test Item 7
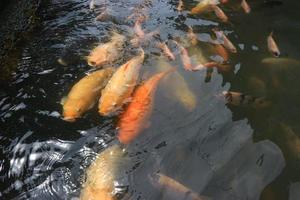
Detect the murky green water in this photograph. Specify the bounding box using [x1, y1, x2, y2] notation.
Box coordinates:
[0, 0, 299, 199]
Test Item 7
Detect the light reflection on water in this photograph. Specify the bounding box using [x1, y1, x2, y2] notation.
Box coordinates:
[1, 0, 300, 199]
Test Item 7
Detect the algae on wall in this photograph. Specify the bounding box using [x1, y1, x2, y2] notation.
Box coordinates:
[0, 0, 41, 82]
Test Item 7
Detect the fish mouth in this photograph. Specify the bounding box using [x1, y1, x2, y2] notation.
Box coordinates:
[63, 116, 77, 122]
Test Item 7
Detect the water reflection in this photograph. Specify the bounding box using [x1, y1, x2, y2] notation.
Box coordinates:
[1, 0, 300, 199]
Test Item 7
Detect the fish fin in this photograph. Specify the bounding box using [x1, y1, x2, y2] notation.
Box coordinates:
[60, 96, 68, 106]
[123, 61, 131, 71]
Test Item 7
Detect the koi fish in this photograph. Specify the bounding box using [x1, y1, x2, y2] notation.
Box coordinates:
[62, 68, 114, 122]
[220, 0, 228, 3]
[222, 91, 270, 108]
[177, 0, 184, 11]
[241, 0, 251, 14]
[98, 51, 145, 116]
[131, 30, 160, 47]
[118, 68, 175, 144]
[149, 173, 207, 200]
[156, 42, 176, 61]
[213, 29, 237, 53]
[261, 57, 300, 66]
[173, 41, 194, 71]
[156, 58, 197, 111]
[87, 32, 125, 67]
[212, 5, 229, 23]
[214, 44, 229, 62]
[80, 144, 127, 200]
[187, 26, 198, 46]
[280, 123, 300, 160]
[89, 0, 95, 10]
[267, 32, 280, 57]
[134, 18, 146, 38]
[190, 0, 219, 15]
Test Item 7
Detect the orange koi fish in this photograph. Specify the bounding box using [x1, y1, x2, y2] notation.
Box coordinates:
[214, 43, 229, 62]
[80, 144, 127, 200]
[213, 29, 237, 53]
[156, 42, 176, 61]
[87, 32, 125, 67]
[190, 0, 219, 15]
[267, 31, 280, 57]
[62, 68, 114, 122]
[212, 5, 229, 23]
[118, 68, 175, 144]
[98, 51, 144, 116]
[150, 173, 208, 200]
[241, 0, 251, 14]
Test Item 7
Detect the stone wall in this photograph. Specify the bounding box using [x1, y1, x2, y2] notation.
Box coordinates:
[0, 0, 41, 81]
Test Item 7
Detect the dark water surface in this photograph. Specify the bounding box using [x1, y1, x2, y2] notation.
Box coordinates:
[1, 0, 300, 199]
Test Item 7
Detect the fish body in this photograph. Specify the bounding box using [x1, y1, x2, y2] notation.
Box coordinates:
[267, 32, 280, 57]
[214, 44, 229, 62]
[212, 5, 228, 22]
[213, 29, 237, 53]
[174, 41, 193, 71]
[118, 69, 174, 144]
[241, 0, 251, 13]
[177, 0, 184, 11]
[261, 57, 300, 66]
[187, 26, 198, 46]
[62, 68, 114, 122]
[98, 51, 144, 116]
[156, 59, 197, 111]
[150, 173, 206, 200]
[134, 19, 146, 38]
[87, 32, 125, 67]
[156, 42, 176, 61]
[89, 0, 95, 10]
[80, 144, 126, 200]
[191, 0, 219, 15]
[222, 91, 270, 108]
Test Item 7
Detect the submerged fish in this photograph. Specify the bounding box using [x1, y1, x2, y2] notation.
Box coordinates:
[80, 144, 127, 200]
[212, 5, 229, 22]
[177, 0, 184, 11]
[98, 51, 145, 116]
[241, 0, 251, 13]
[156, 58, 197, 111]
[222, 91, 270, 108]
[213, 43, 229, 63]
[156, 42, 176, 61]
[62, 68, 114, 122]
[280, 123, 300, 160]
[187, 26, 199, 46]
[89, 0, 95, 10]
[261, 57, 300, 66]
[213, 29, 237, 53]
[173, 41, 194, 71]
[267, 31, 280, 57]
[190, 0, 219, 15]
[150, 173, 207, 200]
[87, 32, 125, 67]
[118, 68, 174, 145]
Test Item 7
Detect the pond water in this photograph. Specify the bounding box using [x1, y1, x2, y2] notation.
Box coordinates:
[0, 0, 300, 199]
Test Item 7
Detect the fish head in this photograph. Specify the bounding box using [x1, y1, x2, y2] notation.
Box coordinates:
[87, 53, 107, 67]
[63, 104, 83, 122]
